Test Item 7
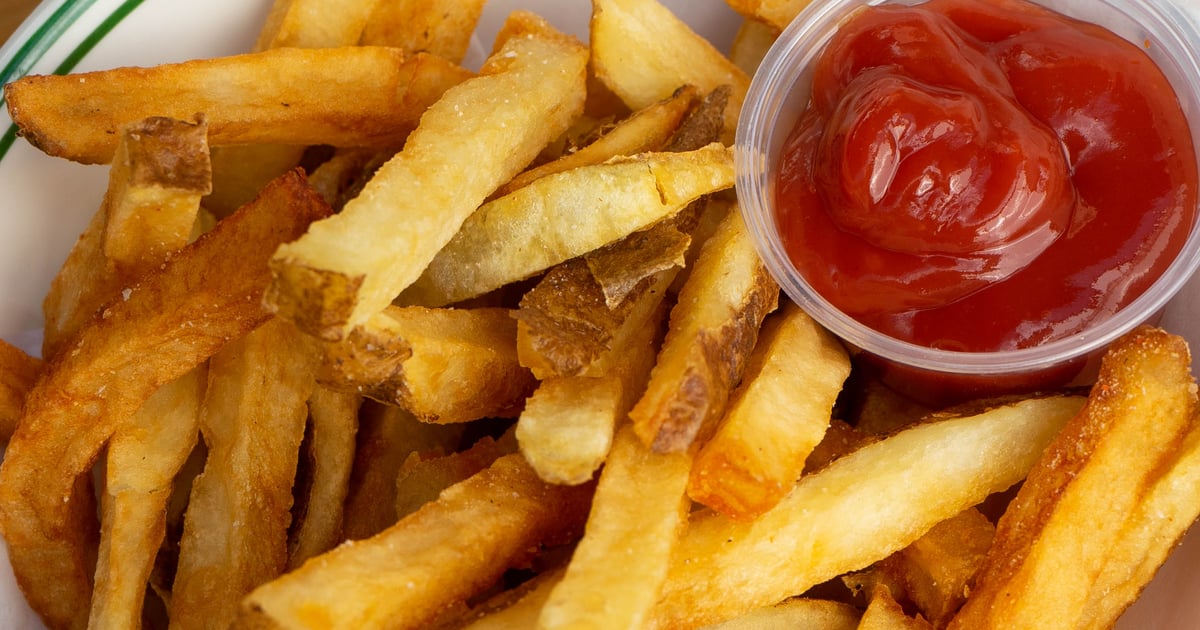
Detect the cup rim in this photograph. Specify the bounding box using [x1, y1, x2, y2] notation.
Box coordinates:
[735, 0, 1200, 375]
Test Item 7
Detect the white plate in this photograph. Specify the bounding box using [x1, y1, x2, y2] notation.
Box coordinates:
[0, 0, 1197, 628]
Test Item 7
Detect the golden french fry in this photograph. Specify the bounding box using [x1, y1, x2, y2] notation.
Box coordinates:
[492, 84, 701, 199]
[170, 319, 322, 630]
[688, 302, 850, 520]
[705, 598, 862, 630]
[724, 0, 814, 32]
[238, 454, 594, 630]
[90, 367, 205, 630]
[395, 431, 517, 520]
[460, 568, 566, 630]
[402, 143, 734, 308]
[949, 327, 1199, 630]
[255, 0, 380, 50]
[43, 115, 211, 358]
[629, 206, 780, 453]
[729, 17, 780, 76]
[341, 402, 465, 540]
[319, 306, 536, 423]
[0, 339, 40, 444]
[590, 0, 749, 141]
[287, 386, 361, 569]
[360, 0, 487, 63]
[266, 13, 588, 339]
[0, 170, 330, 630]
[5, 46, 437, 165]
[651, 394, 1086, 628]
[538, 424, 692, 629]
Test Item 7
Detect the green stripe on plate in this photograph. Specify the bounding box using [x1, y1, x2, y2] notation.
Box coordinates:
[0, 0, 146, 161]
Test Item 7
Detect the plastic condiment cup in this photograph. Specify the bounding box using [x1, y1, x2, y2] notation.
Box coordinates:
[736, 0, 1200, 404]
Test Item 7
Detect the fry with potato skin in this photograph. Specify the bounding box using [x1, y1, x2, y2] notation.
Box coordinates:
[0, 169, 330, 630]
[948, 327, 1199, 630]
[267, 14, 588, 338]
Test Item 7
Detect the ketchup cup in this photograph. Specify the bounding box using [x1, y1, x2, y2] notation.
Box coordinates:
[736, 0, 1200, 405]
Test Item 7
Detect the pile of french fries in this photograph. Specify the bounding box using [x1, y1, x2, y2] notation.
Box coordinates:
[0, 0, 1198, 628]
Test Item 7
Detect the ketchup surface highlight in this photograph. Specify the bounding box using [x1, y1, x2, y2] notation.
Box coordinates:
[775, 0, 1198, 353]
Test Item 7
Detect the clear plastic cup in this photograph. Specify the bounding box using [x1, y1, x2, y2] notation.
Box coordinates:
[736, 0, 1200, 404]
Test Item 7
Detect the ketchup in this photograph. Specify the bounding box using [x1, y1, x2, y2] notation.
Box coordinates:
[776, 0, 1197, 354]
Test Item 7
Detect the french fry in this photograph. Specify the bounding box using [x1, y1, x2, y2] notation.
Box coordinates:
[319, 306, 536, 423]
[460, 568, 565, 630]
[266, 13, 588, 339]
[255, 0, 379, 51]
[341, 402, 465, 540]
[287, 386, 360, 569]
[169, 319, 322, 630]
[42, 115, 210, 358]
[359, 0, 487, 63]
[0, 339, 40, 444]
[724, 0, 815, 32]
[948, 327, 1199, 630]
[650, 394, 1086, 628]
[90, 367, 205, 630]
[858, 585, 934, 630]
[688, 302, 850, 520]
[0, 170, 330, 629]
[238, 454, 594, 630]
[590, 0, 750, 142]
[5, 46, 443, 165]
[729, 17, 781, 76]
[629, 206, 780, 453]
[401, 143, 734, 308]
[394, 430, 517, 520]
[537, 424, 692, 629]
[704, 598, 861, 630]
[491, 84, 701, 199]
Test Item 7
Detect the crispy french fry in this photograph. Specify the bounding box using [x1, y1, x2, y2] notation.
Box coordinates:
[629, 206, 780, 453]
[724, 0, 815, 32]
[90, 368, 205, 630]
[492, 84, 701, 199]
[650, 394, 1086, 628]
[0, 339, 40, 444]
[705, 598, 861, 630]
[238, 454, 594, 629]
[460, 568, 566, 630]
[319, 306, 536, 423]
[538, 424, 692, 629]
[0, 170, 330, 630]
[5, 46, 441, 165]
[359, 0, 487, 63]
[590, 0, 749, 142]
[395, 430, 517, 520]
[43, 116, 210, 358]
[341, 402, 465, 540]
[255, 0, 380, 51]
[266, 13, 588, 339]
[729, 17, 780, 76]
[402, 143, 734, 308]
[688, 303, 850, 520]
[170, 319, 322, 630]
[287, 386, 360, 569]
[948, 327, 1199, 630]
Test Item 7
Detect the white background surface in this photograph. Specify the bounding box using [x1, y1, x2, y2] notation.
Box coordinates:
[0, 0, 1197, 628]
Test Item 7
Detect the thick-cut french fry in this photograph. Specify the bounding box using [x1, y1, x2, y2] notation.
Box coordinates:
[538, 424, 692, 629]
[341, 402, 465, 540]
[359, 0, 487, 63]
[170, 319, 322, 630]
[590, 0, 749, 142]
[238, 454, 594, 630]
[402, 143, 734, 308]
[948, 327, 1199, 630]
[0, 339, 40, 444]
[858, 586, 934, 630]
[492, 84, 701, 199]
[650, 394, 1086, 628]
[688, 303, 850, 520]
[729, 17, 781, 76]
[42, 116, 210, 358]
[266, 13, 588, 339]
[629, 206, 780, 453]
[724, 0, 814, 32]
[319, 306, 536, 423]
[460, 569, 566, 630]
[0, 170, 330, 630]
[395, 431, 517, 520]
[255, 0, 380, 51]
[90, 368, 205, 630]
[703, 598, 861, 630]
[287, 386, 360, 569]
[5, 46, 442, 165]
